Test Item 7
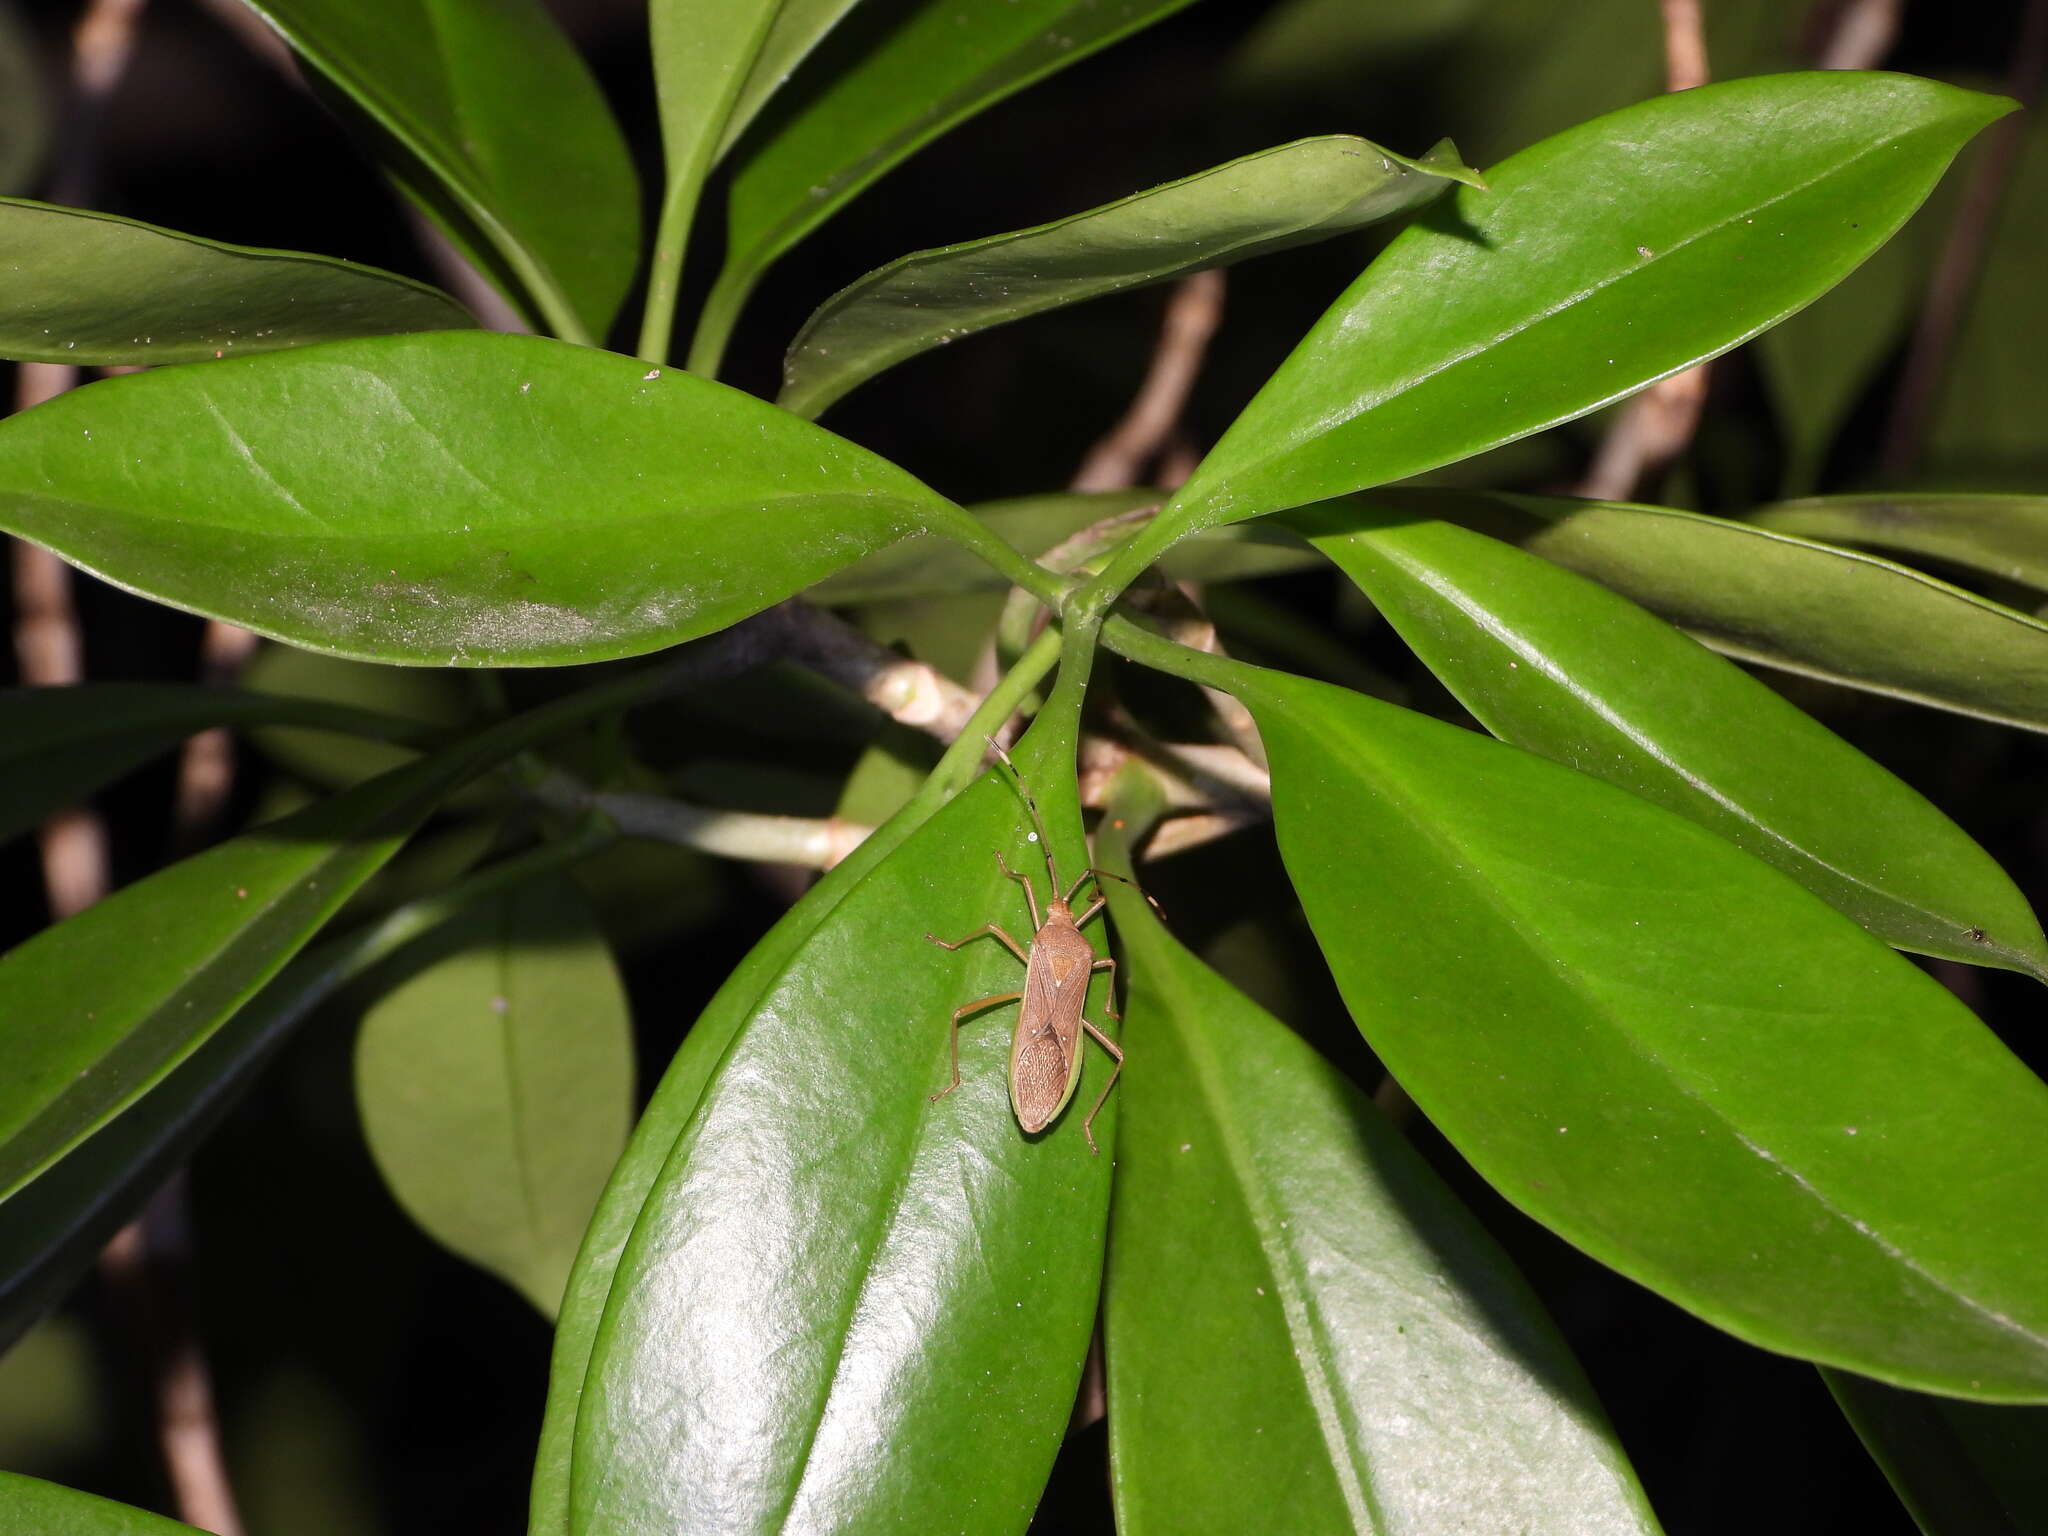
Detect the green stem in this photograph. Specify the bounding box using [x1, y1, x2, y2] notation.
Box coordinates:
[638, 189, 698, 366]
[687, 264, 754, 379]
[919, 625, 1065, 803]
[1100, 612, 1249, 694]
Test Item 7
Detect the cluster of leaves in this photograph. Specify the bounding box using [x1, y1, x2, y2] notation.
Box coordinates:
[1, 0, 2047, 1531]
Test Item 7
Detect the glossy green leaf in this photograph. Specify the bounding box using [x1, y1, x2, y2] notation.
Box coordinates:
[1096, 770, 1661, 1535]
[567, 675, 1116, 1533]
[1451, 490, 2048, 736]
[0, 1, 48, 197]
[0, 331, 959, 666]
[816, 489, 1315, 604]
[1826, 1370, 2048, 1534]
[1194, 656, 2048, 1400]
[0, 671, 661, 1201]
[714, 0, 867, 160]
[1750, 494, 2048, 596]
[529, 633, 1066, 1536]
[0, 199, 473, 366]
[241, 0, 638, 343]
[0, 833, 604, 1352]
[0, 1472, 194, 1533]
[1157, 73, 2008, 537]
[0, 682, 434, 850]
[357, 875, 633, 1316]
[779, 135, 1480, 419]
[1289, 498, 2048, 978]
[694, 0, 1201, 370]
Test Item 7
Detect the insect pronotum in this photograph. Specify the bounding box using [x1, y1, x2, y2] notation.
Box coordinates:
[924, 742, 1139, 1154]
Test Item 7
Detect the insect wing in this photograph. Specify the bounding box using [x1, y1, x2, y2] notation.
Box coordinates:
[1008, 921, 1094, 1132]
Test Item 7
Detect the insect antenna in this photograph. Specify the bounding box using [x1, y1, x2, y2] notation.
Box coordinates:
[983, 736, 1063, 892]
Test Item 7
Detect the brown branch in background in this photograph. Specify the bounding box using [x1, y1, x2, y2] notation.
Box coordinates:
[168, 622, 260, 856]
[1805, 0, 1903, 70]
[1576, 0, 1712, 503]
[774, 601, 982, 741]
[1069, 269, 1226, 492]
[1880, 0, 2048, 480]
[10, 3, 245, 1531]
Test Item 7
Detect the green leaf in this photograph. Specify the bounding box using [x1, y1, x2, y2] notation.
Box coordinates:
[240, 0, 638, 343]
[0, 331, 958, 666]
[0, 833, 604, 1352]
[0, 1, 49, 197]
[1826, 1370, 2048, 1534]
[1201, 657, 2048, 1400]
[1095, 769, 1661, 1535]
[0, 670, 664, 1202]
[0, 199, 474, 366]
[714, 0, 866, 160]
[566, 675, 1116, 1533]
[529, 632, 1067, 1536]
[356, 876, 633, 1316]
[0, 682, 434, 850]
[1157, 73, 2008, 537]
[779, 135, 1480, 419]
[0, 1471, 195, 1533]
[1288, 498, 2048, 978]
[1453, 490, 2048, 736]
[639, 0, 784, 359]
[693, 0, 1202, 371]
[1749, 494, 2048, 596]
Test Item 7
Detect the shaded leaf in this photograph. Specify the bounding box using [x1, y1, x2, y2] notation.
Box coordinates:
[1750, 493, 2048, 596]
[0, 1472, 194, 1533]
[1183, 654, 2048, 1400]
[242, 0, 638, 342]
[357, 875, 633, 1315]
[1096, 768, 1661, 1535]
[1157, 73, 2007, 538]
[0, 1, 48, 197]
[1927, 102, 2048, 488]
[565, 674, 1116, 1534]
[0, 331, 960, 666]
[1289, 497, 2048, 978]
[0, 199, 473, 366]
[0, 682, 433, 850]
[1826, 1369, 2048, 1534]
[780, 135, 1480, 419]
[0, 670, 665, 1201]
[696, 0, 1201, 368]
[0, 833, 606, 1352]
[240, 646, 474, 792]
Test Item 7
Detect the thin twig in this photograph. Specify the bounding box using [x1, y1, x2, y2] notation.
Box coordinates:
[1576, 0, 1713, 503]
[528, 768, 873, 869]
[774, 601, 982, 741]
[1069, 269, 1226, 492]
[1880, 0, 2048, 480]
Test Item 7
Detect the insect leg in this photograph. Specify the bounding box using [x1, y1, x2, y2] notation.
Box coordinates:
[1067, 867, 1166, 926]
[925, 923, 1029, 965]
[932, 992, 1023, 1102]
[994, 850, 1042, 929]
[1078, 1019, 1125, 1156]
[1090, 954, 1119, 1022]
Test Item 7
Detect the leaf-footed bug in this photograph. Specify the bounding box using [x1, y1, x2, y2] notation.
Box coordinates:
[924, 740, 1156, 1153]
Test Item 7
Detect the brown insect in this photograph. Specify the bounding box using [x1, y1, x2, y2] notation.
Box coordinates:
[924, 744, 1135, 1154]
